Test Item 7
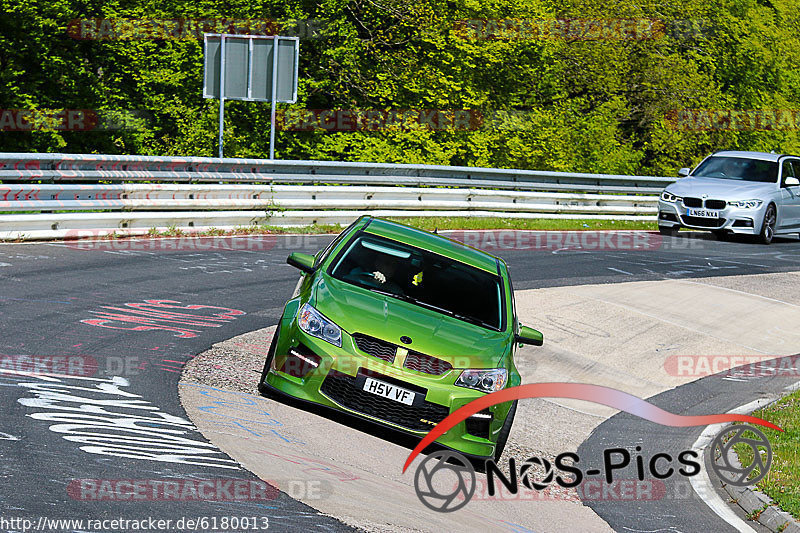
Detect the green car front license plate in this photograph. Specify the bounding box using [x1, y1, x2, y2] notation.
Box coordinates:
[363, 377, 416, 405]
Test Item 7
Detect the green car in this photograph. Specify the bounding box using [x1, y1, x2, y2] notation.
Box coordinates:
[258, 216, 543, 460]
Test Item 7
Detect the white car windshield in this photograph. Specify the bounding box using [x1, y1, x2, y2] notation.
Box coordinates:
[692, 157, 778, 183]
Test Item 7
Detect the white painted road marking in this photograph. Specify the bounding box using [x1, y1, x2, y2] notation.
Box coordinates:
[690, 383, 800, 533]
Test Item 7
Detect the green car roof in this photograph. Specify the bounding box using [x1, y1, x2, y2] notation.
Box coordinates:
[362, 218, 501, 274]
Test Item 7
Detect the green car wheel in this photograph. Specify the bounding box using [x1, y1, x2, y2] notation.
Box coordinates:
[257, 323, 281, 398]
[493, 399, 517, 461]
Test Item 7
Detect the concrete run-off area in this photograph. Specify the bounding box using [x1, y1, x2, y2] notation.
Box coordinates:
[180, 270, 800, 532]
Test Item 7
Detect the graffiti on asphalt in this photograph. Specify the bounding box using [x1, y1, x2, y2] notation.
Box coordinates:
[8, 372, 239, 469]
[183, 383, 305, 446]
[0, 431, 19, 441]
[80, 299, 246, 338]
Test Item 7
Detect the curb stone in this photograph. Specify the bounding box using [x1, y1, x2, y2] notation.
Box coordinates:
[720, 419, 800, 533]
[724, 482, 800, 533]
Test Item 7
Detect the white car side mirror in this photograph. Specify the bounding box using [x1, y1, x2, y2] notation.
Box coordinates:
[785, 177, 800, 186]
[678, 167, 691, 177]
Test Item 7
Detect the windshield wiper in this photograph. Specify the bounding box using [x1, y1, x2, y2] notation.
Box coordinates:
[398, 295, 451, 314]
[442, 309, 497, 330]
[399, 296, 498, 330]
[365, 288, 424, 306]
[366, 288, 498, 329]
[366, 287, 401, 298]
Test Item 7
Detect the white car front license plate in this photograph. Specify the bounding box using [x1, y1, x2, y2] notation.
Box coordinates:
[686, 208, 720, 218]
[362, 377, 415, 405]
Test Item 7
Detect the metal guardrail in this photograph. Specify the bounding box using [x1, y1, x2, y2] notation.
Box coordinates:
[0, 153, 675, 240]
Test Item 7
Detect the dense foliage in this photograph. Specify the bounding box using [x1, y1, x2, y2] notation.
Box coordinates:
[1, 0, 799, 174]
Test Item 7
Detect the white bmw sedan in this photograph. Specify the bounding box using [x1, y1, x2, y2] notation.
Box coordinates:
[658, 150, 800, 244]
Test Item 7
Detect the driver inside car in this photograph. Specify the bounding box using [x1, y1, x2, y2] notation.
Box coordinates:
[348, 253, 404, 294]
[721, 158, 740, 178]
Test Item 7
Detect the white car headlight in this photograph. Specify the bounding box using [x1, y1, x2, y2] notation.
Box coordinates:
[728, 199, 763, 209]
[455, 368, 508, 393]
[297, 303, 342, 347]
[660, 191, 682, 203]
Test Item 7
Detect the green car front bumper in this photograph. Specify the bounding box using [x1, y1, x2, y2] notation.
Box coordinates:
[262, 319, 516, 458]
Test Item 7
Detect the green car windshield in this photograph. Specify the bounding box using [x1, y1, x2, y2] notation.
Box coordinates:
[329, 234, 504, 331]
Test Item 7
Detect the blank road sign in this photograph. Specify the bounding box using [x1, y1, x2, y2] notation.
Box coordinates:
[224, 38, 249, 99]
[203, 34, 298, 103]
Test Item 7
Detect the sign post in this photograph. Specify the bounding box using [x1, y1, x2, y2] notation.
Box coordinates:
[217, 36, 227, 158]
[203, 34, 299, 159]
[270, 37, 279, 160]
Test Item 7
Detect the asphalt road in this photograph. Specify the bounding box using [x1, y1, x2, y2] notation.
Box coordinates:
[0, 236, 347, 532]
[1, 230, 800, 532]
[496, 231, 800, 289]
[577, 359, 800, 532]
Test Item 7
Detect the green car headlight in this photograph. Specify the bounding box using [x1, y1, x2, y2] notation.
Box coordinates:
[455, 368, 508, 393]
[298, 303, 342, 347]
[729, 199, 763, 209]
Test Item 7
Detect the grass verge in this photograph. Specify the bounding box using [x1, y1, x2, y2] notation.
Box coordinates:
[0, 218, 657, 243]
[141, 224, 346, 237]
[149, 218, 657, 237]
[388, 217, 656, 231]
[733, 389, 800, 519]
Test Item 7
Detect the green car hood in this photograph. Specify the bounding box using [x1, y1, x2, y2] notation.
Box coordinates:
[312, 275, 510, 369]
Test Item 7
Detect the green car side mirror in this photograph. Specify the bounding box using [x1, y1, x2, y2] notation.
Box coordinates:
[516, 325, 543, 346]
[287, 252, 316, 274]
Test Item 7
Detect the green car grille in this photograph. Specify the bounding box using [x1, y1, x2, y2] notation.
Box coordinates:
[352, 333, 396, 363]
[352, 332, 453, 376]
[319, 369, 449, 432]
[404, 351, 452, 375]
